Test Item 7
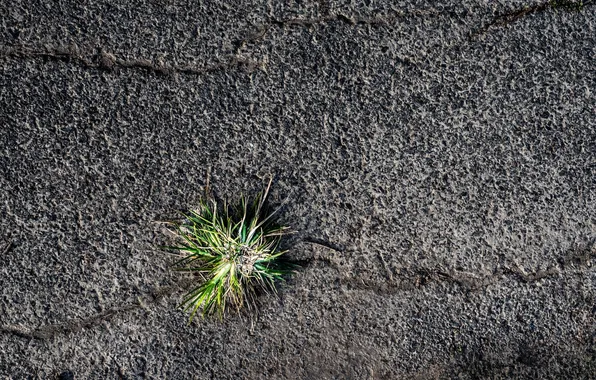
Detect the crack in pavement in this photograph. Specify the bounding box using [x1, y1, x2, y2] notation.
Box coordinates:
[0, 242, 593, 340]
[0, 45, 263, 76]
[0, 305, 139, 340]
[1, 3, 591, 76]
[0, 277, 195, 341]
[306, 240, 595, 294]
[336, 261, 592, 295]
[1, 7, 451, 75]
[470, 0, 594, 38]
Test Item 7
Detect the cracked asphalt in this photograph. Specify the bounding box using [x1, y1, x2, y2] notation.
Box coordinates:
[0, 0, 595, 378]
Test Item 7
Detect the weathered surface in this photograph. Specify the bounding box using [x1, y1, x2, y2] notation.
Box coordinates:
[0, 0, 594, 378]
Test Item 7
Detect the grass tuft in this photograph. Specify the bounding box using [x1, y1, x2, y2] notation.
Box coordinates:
[164, 178, 296, 321]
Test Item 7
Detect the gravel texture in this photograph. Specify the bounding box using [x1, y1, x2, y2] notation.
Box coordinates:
[0, 0, 595, 378]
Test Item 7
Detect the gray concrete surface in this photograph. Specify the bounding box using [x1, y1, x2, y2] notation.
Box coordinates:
[0, 0, 595, 378]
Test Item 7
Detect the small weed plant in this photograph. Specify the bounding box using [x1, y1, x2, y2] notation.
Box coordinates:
[165, 179, 295, 321]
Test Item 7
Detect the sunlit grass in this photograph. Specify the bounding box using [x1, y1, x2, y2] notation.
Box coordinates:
[164, 179, 295, 321]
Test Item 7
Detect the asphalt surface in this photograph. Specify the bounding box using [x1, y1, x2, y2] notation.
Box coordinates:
[0, 0, 595, 378]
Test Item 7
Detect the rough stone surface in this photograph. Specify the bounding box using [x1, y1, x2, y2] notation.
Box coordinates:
[0, 0, 594, 378]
